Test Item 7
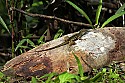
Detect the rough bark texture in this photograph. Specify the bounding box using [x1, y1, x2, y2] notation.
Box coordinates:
[2, 27, 125, 78]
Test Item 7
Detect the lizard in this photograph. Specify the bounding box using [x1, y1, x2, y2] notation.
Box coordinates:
[35, 29, 89, 52]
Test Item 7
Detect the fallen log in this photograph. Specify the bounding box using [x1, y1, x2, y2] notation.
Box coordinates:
[2, 27, 125, 78]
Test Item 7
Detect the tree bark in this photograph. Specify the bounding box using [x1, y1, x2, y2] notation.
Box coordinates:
[2, 27, 125, 78]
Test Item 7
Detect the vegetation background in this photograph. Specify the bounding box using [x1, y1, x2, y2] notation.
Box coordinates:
[0, 0, 125, 82]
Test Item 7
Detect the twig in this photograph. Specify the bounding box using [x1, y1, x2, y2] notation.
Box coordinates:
[11, 7, 92, 27]
[6, 0, 15, 58]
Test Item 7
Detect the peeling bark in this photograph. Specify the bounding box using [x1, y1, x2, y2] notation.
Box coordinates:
[2, 27, 125, 78]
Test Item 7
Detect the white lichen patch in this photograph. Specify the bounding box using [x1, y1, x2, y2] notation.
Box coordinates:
[74, 31, 115, 59]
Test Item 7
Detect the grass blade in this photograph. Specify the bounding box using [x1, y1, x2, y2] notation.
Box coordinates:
[101, 11, 125, 28]
[90, 72, 103, 82]
[115, 3, 125, 14]
[66, 0, 92, 25]
[38, 29, 47, 44]
[0, 16, 11, 35]
[45, 72, 57, 83]
[31, 77, 38, 83]
[95, 0, 102, 25]
[90, 68, 106, 82]
[59, 72, 79, 83]
[39, 72, 57, 79]
[0, 72, 4, 78]
[72, 52, 84, 77]
[54, 29, 64, 39]
[27, 39, 36, 47]
[15, 39, 27, 51]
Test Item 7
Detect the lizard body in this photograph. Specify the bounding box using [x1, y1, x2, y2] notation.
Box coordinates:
[35, 29, 89, 52]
